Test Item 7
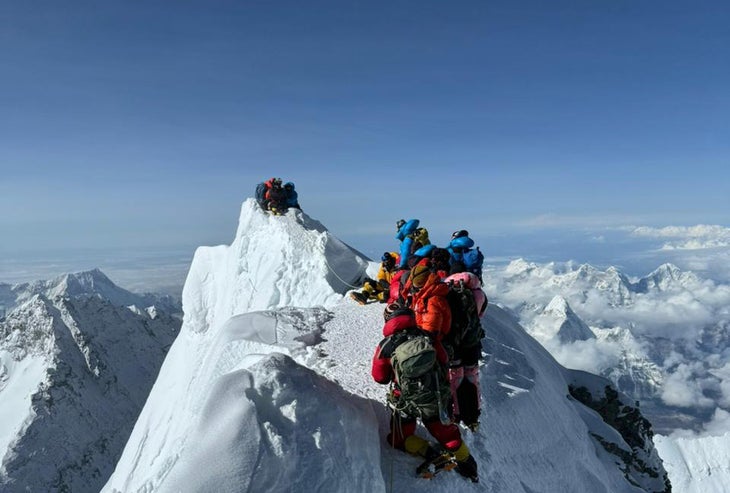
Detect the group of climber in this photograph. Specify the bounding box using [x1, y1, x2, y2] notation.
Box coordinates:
[351, 219, 484, 305]
[363, 219, 487, 482]
[255, 177, 300, 215]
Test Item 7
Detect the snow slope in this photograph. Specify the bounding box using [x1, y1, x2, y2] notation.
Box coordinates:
[655, 433, 730, 493]
[104, 201, 668, 493]
[0, 273, 181, 492]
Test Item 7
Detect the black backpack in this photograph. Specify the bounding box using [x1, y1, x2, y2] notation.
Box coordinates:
[385, 328, 451, 422]
[444, 280, 485, 359]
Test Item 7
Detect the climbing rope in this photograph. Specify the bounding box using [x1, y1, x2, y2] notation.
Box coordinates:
[322, 254, 367, 290]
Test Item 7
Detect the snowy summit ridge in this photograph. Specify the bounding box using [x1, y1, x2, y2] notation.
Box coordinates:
[183, 198, 369, 334]
[105, 200, 669, 493]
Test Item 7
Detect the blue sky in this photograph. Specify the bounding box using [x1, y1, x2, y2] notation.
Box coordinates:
[1, 1, 729, 285]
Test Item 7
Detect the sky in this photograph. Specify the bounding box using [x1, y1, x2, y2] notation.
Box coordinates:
[1, 0, 729, 286]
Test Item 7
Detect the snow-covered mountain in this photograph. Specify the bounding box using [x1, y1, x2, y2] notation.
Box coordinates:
[486, 258, 730, 428]
[104, 200, 668, 493]
[0, 271, 181, 492]
[529, 295, 595, 344]
[0, 268, 180, 316]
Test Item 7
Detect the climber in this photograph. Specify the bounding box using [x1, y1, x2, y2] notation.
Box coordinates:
[395, 219, 430, 270]
[397, 264, 451, 340]
[371, 303, 479, 482]
[447, 230, 484, 284]
[350, 252, 399, 305]
[442, 271, 488, 432]
[283, 182, 301, 210]
[264, 177, 287, 214]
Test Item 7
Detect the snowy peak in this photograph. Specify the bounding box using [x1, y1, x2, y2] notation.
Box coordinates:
[6, 268, 180, 316]
[182, 199, 368, 334]
[49, 268, 116, 298]
[533, 295, 595, 343]
[504, 258, 538, 276]
[637, 263, 698, 292]
[544, 294, 571, 316]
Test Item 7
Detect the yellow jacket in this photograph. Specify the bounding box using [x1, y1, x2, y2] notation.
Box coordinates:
[377, 252, 399, 284]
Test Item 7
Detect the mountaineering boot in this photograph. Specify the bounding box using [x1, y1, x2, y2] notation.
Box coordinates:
[455, 454, 478, 483]
[415, 445, 457, 479]
[451, 441, 478, 482]
[363, 278, 379, 291]
[349, 291, 368, 305]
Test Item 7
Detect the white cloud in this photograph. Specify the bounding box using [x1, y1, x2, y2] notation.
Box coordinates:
[703, 408, 730, 436]
[488, 258, 728, 341]
[709, 362, 730, 409]
[660, 362, 716, 409]
[545, 337, 622, 375]
[631, 225, 730, 250]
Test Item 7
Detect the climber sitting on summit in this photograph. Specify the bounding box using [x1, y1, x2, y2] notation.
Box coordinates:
[254, 178, 302, 215]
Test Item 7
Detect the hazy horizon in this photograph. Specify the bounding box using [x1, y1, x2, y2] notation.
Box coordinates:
[3, 211, 728, 296]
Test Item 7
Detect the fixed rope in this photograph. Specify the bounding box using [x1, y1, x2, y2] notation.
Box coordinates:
[322, 255, 366, 290]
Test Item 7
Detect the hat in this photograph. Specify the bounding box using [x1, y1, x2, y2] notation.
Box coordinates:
[410, 264, 431, 288]
[396, 219, 406, 230]
[451, 229, 469, 240]
[381, 252, 393, 262]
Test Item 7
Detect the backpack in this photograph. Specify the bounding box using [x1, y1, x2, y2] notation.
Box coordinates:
[444, 279, 485, 358]
[461, 247, 484, 281]
[388, 328, 451, 422]
[255, 182, 267, 208]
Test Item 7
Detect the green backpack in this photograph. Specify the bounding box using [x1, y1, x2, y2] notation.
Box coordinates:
[388, 329, 451, 422]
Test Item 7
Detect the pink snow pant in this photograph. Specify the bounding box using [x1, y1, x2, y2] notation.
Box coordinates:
[448, 365, 481, 418]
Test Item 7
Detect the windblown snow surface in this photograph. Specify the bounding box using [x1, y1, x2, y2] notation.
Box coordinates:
[654, 433, 730, 493]
[104, 199, 667, 493]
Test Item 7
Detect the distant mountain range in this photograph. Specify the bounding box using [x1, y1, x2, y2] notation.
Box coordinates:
[486, 258, 730, 432]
